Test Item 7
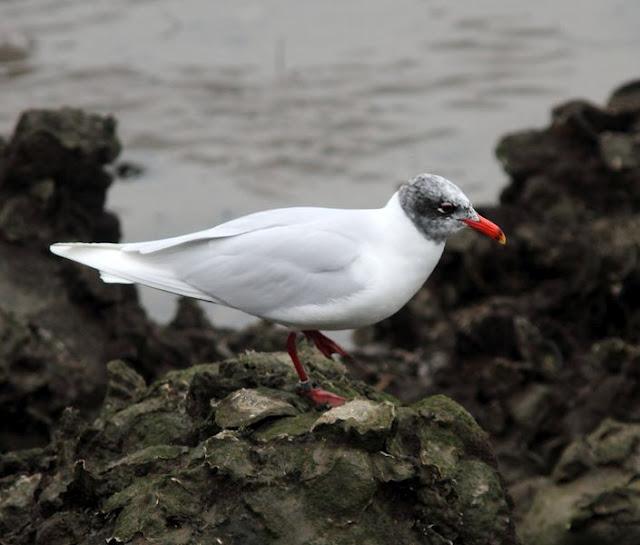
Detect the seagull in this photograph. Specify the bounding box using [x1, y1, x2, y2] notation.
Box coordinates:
[51, 173, 505, 407]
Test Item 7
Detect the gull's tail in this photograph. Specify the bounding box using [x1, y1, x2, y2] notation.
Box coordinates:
[50, 242, 216, 302]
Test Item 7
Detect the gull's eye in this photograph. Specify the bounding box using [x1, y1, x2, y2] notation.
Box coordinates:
[437, 202, 456, 215]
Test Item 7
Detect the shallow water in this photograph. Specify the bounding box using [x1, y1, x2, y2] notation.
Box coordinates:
[1, 0, 639, 327]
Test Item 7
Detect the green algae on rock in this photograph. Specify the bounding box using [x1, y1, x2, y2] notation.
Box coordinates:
[0, 353, 517, 545]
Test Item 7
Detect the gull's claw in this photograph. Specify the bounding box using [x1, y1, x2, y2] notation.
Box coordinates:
[297, 382, 346, 408]
[303, 330, 353, 361]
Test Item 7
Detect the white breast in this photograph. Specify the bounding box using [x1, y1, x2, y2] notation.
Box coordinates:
[271, 194, 444, 330]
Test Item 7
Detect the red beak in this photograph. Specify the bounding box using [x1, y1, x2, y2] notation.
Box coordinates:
[462, 214, 507, 245]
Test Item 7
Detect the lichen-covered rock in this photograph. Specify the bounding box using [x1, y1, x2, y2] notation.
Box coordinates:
[214, 388, 298, 429]
[0, 355, 517, 545]
[312, 399, 395, 447]
[519, 419, 640, 545]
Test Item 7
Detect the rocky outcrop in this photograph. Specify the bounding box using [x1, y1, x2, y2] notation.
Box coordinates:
[0, 108, 121, 245]
[0, 109, 272, 450]
[0, 108, 126, 450]
[0, 354, 517, 545]
[356, 79, 640, 539]
[4, 79, 640, 543]
[518, 418, 640, 545]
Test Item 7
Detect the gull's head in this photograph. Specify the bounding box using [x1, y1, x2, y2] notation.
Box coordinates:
[398, 173, 506, 245]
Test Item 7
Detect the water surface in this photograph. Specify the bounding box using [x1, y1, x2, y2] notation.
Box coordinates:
[1, 0, 638, 326]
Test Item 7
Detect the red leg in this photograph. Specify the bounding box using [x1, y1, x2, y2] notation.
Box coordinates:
[287, 331, 309, 383]
[286, 331, 346, 408]
[303, 330, 353, 361]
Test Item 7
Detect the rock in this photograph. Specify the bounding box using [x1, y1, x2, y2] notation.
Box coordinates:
[495, 129, 561, 183]
[394, 396, 514, 543]
[214, 388, 298, 429]
[608, 79, 640, 113]
[0, 357, 517, 545]
[357, 79, 640, 504]
[0, 30, 32, 63]
[507, 384, 554, 429]
[599, 131, 640, 170]
[0, 108, 121, 244]
[103, 360, 147, 413]
[520, 419, 640, 545]
[312, 399, 395, 434]
[587, 338, 639, 375]
[311, 399, 395, 449]
[0, 474, 44, 543]
[0, 446, 54, 479]
[0, 473, 41, 524]
[0, 109, 258, 448]
[0, 307, 96, 450]
[551, 99, 630, 139]
[253, 413, 319, 442]
[113, 159, 144, 180]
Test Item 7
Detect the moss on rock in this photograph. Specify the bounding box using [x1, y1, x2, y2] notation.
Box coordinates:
[0, 353, 517, 544]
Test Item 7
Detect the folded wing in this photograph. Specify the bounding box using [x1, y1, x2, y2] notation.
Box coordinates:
[181, 224, 365, 317]
[50, 207, 368, 319]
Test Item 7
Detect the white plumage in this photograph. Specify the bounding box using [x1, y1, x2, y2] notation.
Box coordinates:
[50, 192, 444, 330]
[50, 173, 507, 407]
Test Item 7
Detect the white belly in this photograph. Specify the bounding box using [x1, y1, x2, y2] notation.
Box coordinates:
[271, 247, 443, 330]
[265, 197, 445, 331]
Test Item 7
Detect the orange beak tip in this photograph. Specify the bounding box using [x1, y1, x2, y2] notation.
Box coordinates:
[463, 214, 507, 246]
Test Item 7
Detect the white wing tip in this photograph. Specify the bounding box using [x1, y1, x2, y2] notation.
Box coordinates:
[50, 243, 73, 256]
[50, 242, 116, 256]
[100, 272, 134, 284]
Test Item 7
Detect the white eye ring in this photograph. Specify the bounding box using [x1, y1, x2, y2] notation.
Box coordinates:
[437, 202, 455, 215]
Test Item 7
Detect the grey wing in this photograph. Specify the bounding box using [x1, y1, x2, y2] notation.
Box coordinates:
[50, 206, 370, 311]
[175, 224, 366, 318]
